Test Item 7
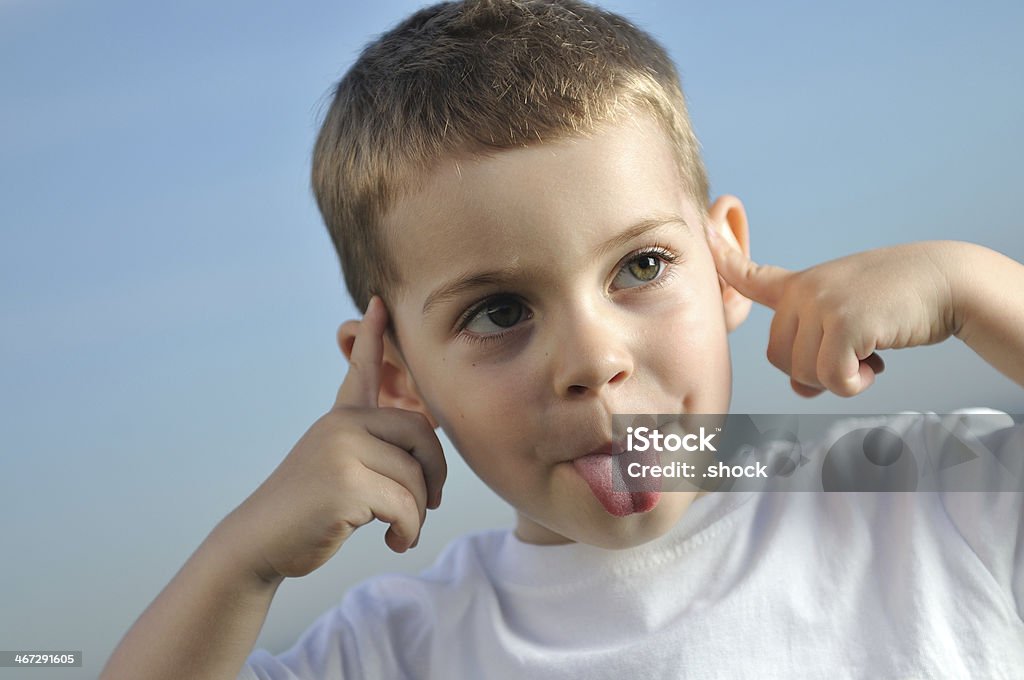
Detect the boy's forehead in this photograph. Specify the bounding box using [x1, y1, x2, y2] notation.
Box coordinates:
[382, 115, 697, 305]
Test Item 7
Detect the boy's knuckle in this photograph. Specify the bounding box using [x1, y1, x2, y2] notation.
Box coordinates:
[819, 372, 842, 395]
[792, 365, 816, 387]
[824, 369, 856, 397]
[397, 453, 424, 482]
[835, 382, 859, 399]
[822, 316, 845, 340]
[394, 485, 420, 513]
[825, 305, 857, 330]
[809, 287, 832, 309]
[766, 342, 786, 370]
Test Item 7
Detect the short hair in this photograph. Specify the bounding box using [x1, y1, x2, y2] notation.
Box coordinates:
[312, 0, 709, 312]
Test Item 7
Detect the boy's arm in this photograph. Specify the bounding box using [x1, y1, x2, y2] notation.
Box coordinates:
[704, 232, 1024, 394]
[99, 514, 283, 680]
[102, 297, 446, 679]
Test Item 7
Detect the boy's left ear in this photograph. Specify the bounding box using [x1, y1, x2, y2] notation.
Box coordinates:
[706, 194, 752, 332]
[336, 321, 439, 428]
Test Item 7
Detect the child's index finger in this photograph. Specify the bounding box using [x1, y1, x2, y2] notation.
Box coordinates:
[704, 224, 791, 310]
[335, 296, 389, 409]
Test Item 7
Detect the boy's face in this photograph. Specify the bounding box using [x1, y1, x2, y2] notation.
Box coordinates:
[381, 114, 744, 548]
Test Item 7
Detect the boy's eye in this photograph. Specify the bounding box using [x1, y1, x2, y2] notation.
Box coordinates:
[464, 296, 528, 334]
[613, 251, 667, 288]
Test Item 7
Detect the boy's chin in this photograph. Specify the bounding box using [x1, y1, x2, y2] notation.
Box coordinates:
[516, 492, 701, 549]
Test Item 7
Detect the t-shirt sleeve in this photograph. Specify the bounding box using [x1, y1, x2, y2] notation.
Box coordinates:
[237, 603, 363, 680]
[930, 410, 1024, 618]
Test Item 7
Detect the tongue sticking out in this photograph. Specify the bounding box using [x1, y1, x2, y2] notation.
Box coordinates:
[573, 451, 661, 517]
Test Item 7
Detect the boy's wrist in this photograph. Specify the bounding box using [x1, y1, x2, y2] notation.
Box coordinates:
[942, 240, 989, 343]
[937, 239, 1024, 387]
[206, 510, 287, 591]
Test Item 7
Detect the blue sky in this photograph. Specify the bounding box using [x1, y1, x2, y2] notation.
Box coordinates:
[1, 1, 1022, 677]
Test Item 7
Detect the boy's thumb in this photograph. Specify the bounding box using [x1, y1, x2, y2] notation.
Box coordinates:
[704, 225, 790, 310]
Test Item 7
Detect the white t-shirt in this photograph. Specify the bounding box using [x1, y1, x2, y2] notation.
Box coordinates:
[239, 412, 1024, 679]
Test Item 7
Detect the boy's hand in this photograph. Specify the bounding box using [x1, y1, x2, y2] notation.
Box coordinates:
[228, 296, 446, 583]
[706, 229, 961, 398]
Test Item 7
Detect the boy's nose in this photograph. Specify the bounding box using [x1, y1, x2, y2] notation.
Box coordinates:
[550, 306, 633, 398]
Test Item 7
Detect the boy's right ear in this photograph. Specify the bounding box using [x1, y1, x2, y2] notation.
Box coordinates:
[706, 194, 753, 332]
[336, 319, 439, 428]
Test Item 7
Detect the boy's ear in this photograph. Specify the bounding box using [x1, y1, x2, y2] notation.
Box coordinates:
[706, 194, 753, 332]
[336, 320, 439, 428]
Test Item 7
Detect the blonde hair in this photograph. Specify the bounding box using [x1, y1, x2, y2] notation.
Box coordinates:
[312, 0, 709, 311]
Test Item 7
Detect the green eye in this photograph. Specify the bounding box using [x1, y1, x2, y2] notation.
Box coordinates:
[614, 251, 667, 288]
[629, 255, 662, 282]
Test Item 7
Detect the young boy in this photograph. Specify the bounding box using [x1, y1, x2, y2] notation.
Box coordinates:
[102, 0, 1024, 677]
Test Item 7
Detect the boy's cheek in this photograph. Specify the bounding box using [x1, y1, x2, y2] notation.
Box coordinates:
[644, 289, 732, 403]
[653, 281, 729, 348]
[418, 370, 531, 444]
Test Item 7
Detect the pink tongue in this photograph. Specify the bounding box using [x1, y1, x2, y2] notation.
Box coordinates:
[573, 453, 661, 517]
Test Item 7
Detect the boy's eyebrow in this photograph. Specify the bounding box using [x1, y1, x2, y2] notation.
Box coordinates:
[421, 214, 690, 317]
[593, 214, 690, 260]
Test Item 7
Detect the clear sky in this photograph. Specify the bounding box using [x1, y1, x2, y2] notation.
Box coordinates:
[2, 1, 1022, 677]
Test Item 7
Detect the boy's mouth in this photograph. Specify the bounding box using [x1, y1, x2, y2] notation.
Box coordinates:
[571, 441, 661, 517]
